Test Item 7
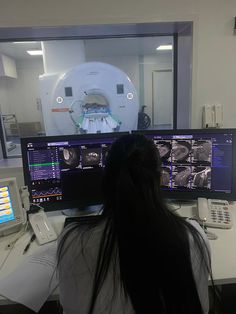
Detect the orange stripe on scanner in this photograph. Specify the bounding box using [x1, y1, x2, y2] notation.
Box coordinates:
[32, 194, 62, 198]
[51, 108, 69, 112]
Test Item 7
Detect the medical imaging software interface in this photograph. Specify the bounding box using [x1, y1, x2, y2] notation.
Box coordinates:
[25, 137, 113, 205]
[148, 132, 233, 193]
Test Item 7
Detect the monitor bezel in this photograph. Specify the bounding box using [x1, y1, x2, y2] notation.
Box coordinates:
[21, 132, 129, 211]
[132, 128, 236, 201]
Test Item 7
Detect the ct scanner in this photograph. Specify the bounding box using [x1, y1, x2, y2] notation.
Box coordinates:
[40, 62, 139, 135]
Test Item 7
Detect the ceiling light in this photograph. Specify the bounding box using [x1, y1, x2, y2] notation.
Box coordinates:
[156, 45, 173, 51]
[13, 41, 37, 44]
[27, 50, 43, 56]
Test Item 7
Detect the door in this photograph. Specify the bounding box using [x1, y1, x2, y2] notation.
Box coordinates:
[152, 70, 173, 129]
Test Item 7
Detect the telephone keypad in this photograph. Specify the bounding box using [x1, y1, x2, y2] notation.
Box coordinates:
[210, 206, 231, 225]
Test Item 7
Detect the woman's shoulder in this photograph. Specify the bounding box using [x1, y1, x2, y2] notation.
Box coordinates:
[185, 218, 211, 267]
[186, 218, 209, 246]
[57, 219, 107, 281]
[58, 219, 106, 260]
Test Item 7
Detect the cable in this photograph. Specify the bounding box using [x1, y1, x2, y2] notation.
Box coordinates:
[202, 220, 218, 240]
[190, 217, 218, 240]
[5, 221, 29, 250]
[0, 243, 15, 272]
[0, 222, 29, 272]
[28, 202, 45, 213]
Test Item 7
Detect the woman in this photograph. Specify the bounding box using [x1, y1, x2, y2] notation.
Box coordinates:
[57, 134, 212, 314]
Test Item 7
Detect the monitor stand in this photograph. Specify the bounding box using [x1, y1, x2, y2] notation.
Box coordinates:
[62, 204, 103, 217]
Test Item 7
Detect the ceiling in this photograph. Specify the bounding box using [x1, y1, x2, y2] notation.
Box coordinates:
[0, 36, 173, 61]
[0, 41, 42, 60]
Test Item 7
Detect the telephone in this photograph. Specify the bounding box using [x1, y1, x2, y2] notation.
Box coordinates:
[197, 198, 233, 229]
[29, 210, 57, 245]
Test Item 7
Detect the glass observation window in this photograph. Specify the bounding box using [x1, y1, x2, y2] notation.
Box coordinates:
[0, 23, 185, 158]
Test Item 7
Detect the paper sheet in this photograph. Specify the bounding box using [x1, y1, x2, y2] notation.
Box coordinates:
[0, 241, 58, 312]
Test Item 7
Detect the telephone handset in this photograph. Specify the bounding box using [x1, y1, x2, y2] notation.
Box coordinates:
[197, 198, 233, 229]
[29, 210, 57, 245]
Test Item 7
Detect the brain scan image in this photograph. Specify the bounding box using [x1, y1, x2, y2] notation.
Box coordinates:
[62, 147, 80, 168]
[173, 166, 191, 187]
[82, 148, 101, 167]
[155, 141, 172, 162]
[161, 167, 171, 186]
[192, 140, 212, 162]
[192, 167, 211, 188]
[172, 141, 192, 162]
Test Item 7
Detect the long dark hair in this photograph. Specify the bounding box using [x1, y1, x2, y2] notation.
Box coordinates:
[58, 134, 212, 313]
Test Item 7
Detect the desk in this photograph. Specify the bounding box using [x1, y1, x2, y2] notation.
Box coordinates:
[0, 203, 236, 308]
[178, 202, 236, 286]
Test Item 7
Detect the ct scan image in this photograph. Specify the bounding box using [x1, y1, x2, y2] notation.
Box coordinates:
[172, 166, 191, 188]
[155, 140, 172, 163]
[61, 147, 80, 169]
[171, 140, 192, 163]
[81, 147, 102, 167]
[161, 166, 171, 187]
[192, 166, 211, 189]
[192, 140, 212, 163]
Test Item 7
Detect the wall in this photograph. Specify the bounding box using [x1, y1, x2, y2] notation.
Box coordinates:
[1, 59, 44, 125]
[1, 0, 235, 128]
[143, 54, 173, 126]
[0, 78, 8, 113]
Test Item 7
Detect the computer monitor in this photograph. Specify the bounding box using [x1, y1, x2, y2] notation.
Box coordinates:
[133, 129, 236, 200]
[0, 177, 26, 235]
[21, 132, 128, 212]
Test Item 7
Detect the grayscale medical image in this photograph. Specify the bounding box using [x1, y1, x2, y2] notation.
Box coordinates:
[192, 140, 212, 162]
[62, 147, 80, 168]
[192, 167, 211, 188]
[155, 141, 172, 162]
[161, 167, 171, 186]
[81, 148, 101, 167]
[102, 146, 111, 165]
[172, 141, 192, 162]
[173, 166, 191, 187]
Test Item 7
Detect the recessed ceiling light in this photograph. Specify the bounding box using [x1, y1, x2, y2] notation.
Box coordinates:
[156, 45, 173, 51]
[13, 41, 37, 44]
[27, 50, 43, 56]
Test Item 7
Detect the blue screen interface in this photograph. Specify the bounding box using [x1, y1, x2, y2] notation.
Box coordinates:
[25, 137, 116, 204]
[0, 185, 15, 224]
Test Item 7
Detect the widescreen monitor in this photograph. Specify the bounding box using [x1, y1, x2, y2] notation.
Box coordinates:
[133, 129, 236, 201]
[21, 132, 128, 211]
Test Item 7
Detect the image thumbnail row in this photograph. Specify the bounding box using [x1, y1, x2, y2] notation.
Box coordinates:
[161, 165, 211, 189]
[154, 139, 212, 163]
